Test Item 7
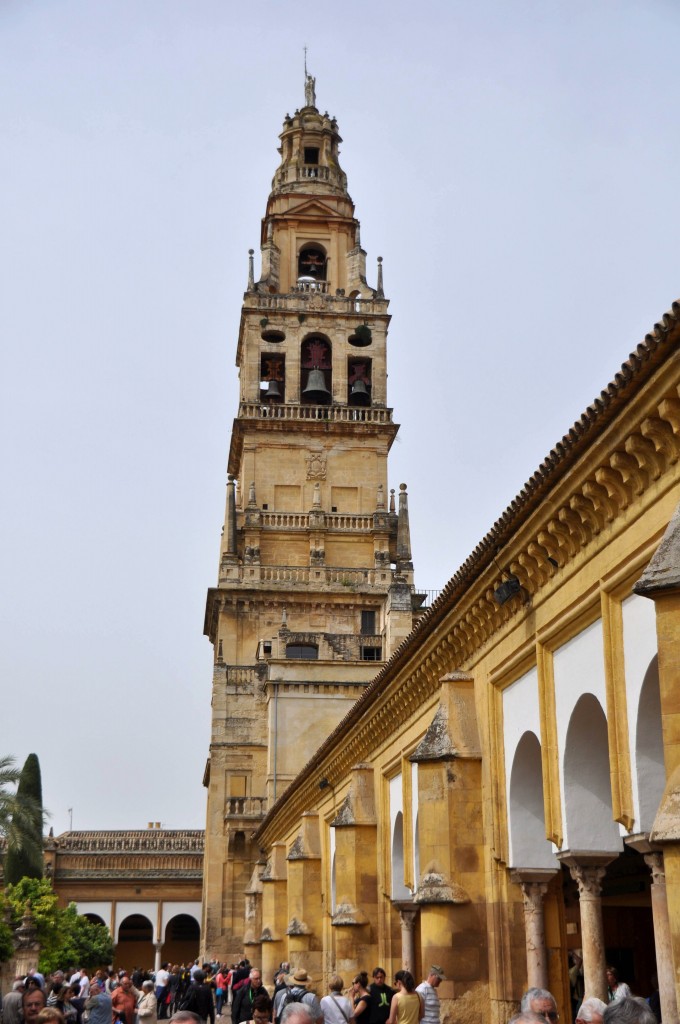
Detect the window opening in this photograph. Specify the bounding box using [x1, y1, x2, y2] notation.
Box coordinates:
[260, 354, 285, 403]
[361, 610, 377, 635]
[348, 359, 371, 406]
[361, 646, 382, 661]
[301, 337, 332, 405]
[298, 246, 327, 280]
[304, 147, 319, 165]
[286, 643, 319, 660]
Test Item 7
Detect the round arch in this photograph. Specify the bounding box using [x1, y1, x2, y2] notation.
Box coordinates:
[115, 913, 154, 970]
[508, 730, 557, 869]
[563, 693, 620, 852]
[116, 912, 154, 944]
[636, 654, 665, 832]
[83, 913, 107, 928]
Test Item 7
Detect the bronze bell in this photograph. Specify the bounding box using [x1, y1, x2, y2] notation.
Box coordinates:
[302, 368, 331, 404]
[264, 379, 283, 401]
[349, 379, 370, 406]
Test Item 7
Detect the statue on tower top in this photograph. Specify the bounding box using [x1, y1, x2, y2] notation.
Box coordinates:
[303, 46, 316, 107]
[304, 70, 316, 107]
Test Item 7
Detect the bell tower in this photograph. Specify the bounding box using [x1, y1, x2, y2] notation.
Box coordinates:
[201, 75, 417, 957]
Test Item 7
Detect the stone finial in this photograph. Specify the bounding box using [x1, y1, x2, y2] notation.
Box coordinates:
[376, 256, 384, 298]
[248, 249, 255, 290]
[248, 481, 257, 507]
[355, 221, 361, 248]
[225, 476, 237, 558]
[376, 484, 385, 510]
[313, 481, 321, 509]
[396, 483, 413, 567]
[389, 488, 396, 513]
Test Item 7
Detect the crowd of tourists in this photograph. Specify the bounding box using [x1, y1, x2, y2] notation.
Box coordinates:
[0, 961, 661, 1024]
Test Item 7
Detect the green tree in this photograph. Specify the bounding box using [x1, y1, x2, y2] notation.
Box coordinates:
[0, 893, 15, 963]
[5, 877, 61, 954]
[40, 903, 114, 972]
[5, 878, 113, 972]
[4, 754, 44, 885]
[0, 755, 44, 883]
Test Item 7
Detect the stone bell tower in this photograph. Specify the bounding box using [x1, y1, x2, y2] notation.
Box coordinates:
[201, 74, 417, 958]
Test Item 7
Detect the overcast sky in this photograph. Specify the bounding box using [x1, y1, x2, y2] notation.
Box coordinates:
[2, 0, 679, 833]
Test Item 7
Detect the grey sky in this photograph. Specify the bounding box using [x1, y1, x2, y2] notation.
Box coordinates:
[2, 0, 679, 832]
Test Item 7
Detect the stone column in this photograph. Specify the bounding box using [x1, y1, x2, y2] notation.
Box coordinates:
[560, 855, 614, 1003]
[644, 851, 678, 1024]
[154, 941, 162, 974]
[393, 901, 419, 972]
[510, 870, 558, 991]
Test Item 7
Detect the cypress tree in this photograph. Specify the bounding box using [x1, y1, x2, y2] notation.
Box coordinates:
[4, 753, 44, 885]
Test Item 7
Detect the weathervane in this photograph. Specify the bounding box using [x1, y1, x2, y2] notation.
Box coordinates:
[304, 44, 316, 107]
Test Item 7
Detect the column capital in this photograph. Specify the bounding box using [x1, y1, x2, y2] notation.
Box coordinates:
[392, 899, 420, 929]
[643, 850, 666, 886]
[510, 869, 558, 912]
[558, 853, 616, 900]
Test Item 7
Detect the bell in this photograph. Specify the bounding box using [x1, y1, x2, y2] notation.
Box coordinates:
[303, 368, 331, 404]
[264, 379, 282, 402]
[349, 379, 370, 406]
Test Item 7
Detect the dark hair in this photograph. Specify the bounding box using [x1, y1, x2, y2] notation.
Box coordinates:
[372, 969, 386, 979]
[353, 973, 368, 989]
[252, 996, 272, 1016]
[194, 972, 205, 984]
[394, 972, 415, 993]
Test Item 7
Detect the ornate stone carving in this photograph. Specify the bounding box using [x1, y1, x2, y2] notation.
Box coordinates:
[305, 451, 327, 480]
[644, 850, 666, 887]
[413, 870, 470, 905]
[568, 862, 607, 900]
[331, 902, 368, 926]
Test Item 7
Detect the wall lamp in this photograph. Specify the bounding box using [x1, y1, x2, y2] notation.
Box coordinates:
[493, 574, 522, 606]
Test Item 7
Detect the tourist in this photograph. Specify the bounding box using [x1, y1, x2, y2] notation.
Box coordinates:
[520, 990, 559, 1023]
[244, 995, 272, 1024]
[23, 988, 48, 1024]
[273, 970, 321, 1024]
[85, 982, 112, 1024]
[367, 970, 393, 1024]
[139, 981, 158, 1024]
[320, 977, 351, 1024]
[416, 968, 444, 1024]
[111, 976, 140, 1024]
[386, 972, 422, 1024]
[606, 971, 632, 1004]
[575, 998, 607, 1024]
[603, 998, 656, 1024]
[233, 971, 264, 1024]
[350, 975, 370, 1023]
[215, 968, 228, 1019]
[3, 981, 25, 1024]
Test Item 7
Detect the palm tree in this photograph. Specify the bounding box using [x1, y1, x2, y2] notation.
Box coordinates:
[0, 756, 45, 876]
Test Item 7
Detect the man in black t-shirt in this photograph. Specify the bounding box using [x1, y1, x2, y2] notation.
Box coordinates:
[367, 969, 394, 1024]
